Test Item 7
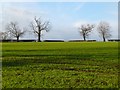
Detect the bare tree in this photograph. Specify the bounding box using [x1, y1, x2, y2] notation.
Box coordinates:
[97, 21, 111, 42]
[0, 31, 8, 40]
[78, 24, 94, 41]
[30, 17, 50, 42]
[6, 22, 26, 42]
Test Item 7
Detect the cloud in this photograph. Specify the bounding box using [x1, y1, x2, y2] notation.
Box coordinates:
[1, 3, 50, 39]
[73, 20, 96, 28]
[3, 6, 48, 20]
[110, 11, 118, 17]
[1, 3, 49, 32]
[109, 21, 118, 39]
[0, 4, 3, 32]
[74, 2, 85, 11]
[43, 27, 81, 41]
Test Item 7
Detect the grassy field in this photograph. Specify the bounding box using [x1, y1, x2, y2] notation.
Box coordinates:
[2, 42, 118, 88]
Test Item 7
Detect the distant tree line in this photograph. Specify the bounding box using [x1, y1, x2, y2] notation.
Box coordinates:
[0, 16, 112, 42]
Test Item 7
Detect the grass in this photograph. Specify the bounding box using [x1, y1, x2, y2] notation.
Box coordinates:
[0, 43, 1, 89]
[2, 42, 119, 88]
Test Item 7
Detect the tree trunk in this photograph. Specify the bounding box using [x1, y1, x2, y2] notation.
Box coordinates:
[83, 35, 86, 41]
[38, 31, 41, 42]
[103, 35, 106, 42]
[17, 36, 19, 42]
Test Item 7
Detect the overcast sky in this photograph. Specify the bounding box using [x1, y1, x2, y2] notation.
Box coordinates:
[0, 2, 118, 41]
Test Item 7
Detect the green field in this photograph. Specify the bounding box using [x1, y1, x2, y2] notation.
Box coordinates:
[2, 42, 118, 88]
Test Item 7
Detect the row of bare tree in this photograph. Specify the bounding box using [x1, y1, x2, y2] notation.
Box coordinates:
[0, 17, 50, 42]
[0, 17, 111, 42]
[79, 21, 111, 42]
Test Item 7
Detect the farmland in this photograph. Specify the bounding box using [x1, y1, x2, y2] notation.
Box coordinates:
[2, 42, 118, 88]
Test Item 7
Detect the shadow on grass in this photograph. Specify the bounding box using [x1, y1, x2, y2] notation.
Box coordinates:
[2, 54, 94, 67]
[2, 54, 117, 67]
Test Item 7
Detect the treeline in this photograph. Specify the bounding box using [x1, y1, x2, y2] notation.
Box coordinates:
[0, 16, 113, 42]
